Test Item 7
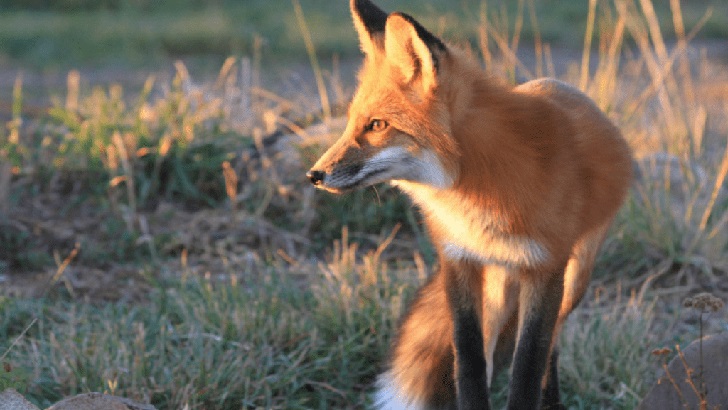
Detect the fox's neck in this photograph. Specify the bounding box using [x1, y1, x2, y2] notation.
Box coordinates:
[397, 63, 549, 232]
[393, 77, 548, 266]
[393, 80, 550, 267]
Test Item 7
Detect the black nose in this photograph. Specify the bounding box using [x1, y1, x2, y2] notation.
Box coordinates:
[307, 170, 325, 185]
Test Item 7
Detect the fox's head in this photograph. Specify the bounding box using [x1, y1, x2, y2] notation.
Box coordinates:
[307, 0, 460, 193]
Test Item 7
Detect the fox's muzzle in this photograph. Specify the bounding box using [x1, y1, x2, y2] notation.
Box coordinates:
[306, 169, 325, 186]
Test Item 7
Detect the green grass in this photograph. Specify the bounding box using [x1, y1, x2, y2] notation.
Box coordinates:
[1, 235, 421, 409]
[1, 237, 677, 409]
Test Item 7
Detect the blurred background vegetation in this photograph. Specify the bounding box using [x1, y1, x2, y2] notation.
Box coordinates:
[0, 0, 726, 69]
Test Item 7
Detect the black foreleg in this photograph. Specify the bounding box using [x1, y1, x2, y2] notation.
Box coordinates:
[444, 261, 490, 410]
[506, 271, 564, 410]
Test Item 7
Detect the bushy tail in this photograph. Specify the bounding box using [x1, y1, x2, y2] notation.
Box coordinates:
[374, 269, 456, 409]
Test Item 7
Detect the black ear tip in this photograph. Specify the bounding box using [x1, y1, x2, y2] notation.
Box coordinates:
[352, 0, 380, 12]
[352, 0, 388, 34]
[390, 12, 447, 53]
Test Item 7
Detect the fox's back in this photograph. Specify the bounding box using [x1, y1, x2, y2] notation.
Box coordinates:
[515, 78, 633, 234]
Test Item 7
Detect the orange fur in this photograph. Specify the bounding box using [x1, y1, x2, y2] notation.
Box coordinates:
[308, 1, 632, 408]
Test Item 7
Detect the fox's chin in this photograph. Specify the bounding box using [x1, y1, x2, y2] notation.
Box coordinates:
[314, 184, 355, 194]
[316, 171, 391, 194]
[316, 179, 378, 194]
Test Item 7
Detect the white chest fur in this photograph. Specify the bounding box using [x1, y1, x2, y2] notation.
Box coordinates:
[394, 181, 549, 268]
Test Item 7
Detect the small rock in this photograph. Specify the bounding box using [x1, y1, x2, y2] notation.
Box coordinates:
[46, 393, 156, 410]
[0, 389, 40, 410]
[638, 333, 728, 410]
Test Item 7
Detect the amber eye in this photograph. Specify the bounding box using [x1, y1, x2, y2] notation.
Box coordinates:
[366, 119, 388, 132]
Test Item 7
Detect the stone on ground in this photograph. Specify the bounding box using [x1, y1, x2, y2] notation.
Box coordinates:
[0, 389, 40, 410]
[638, 332, 728, 410]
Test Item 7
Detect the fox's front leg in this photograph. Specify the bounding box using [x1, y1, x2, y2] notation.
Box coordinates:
[443, 259, 490, 410]
[507, 269, 564, 410]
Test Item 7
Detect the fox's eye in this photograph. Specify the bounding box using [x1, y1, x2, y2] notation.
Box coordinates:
[366, 119, 388, 132]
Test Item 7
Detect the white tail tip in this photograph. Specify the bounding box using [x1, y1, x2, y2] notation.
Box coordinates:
[373, 371, 424, 410]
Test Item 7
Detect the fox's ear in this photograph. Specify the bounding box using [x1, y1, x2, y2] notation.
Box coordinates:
[351, 0, 388, 56]
[385, 12, 446, 94]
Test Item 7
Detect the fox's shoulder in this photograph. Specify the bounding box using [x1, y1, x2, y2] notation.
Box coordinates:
[514, 78, 582, 98]
[513, 78, 602, 115]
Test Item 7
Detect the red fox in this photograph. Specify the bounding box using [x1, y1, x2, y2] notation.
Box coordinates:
[307, 1, 633, 408]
